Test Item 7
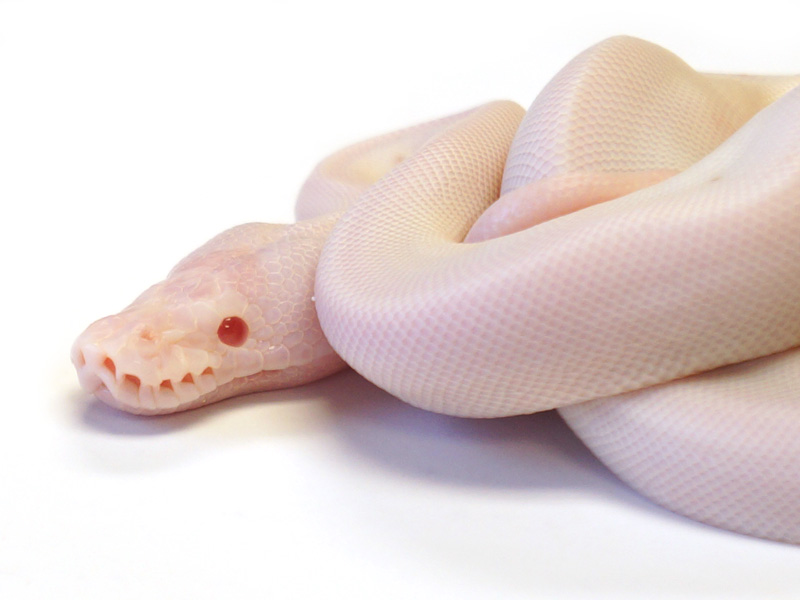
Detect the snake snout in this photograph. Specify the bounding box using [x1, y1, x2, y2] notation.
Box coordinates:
[71, 318, 222, 415]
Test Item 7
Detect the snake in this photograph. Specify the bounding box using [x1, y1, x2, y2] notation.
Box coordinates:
[71, 36, 800, 544]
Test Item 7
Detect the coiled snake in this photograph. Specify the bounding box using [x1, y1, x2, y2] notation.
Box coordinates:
[72, 37, 800, 544]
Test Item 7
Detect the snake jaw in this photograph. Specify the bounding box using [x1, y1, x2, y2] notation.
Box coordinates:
[72, 317, 234, 414]
[70, 279, 267, 414]
[71, 324, 268, 414]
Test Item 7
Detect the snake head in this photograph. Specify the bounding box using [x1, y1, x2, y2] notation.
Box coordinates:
[72, 220, 345, 414]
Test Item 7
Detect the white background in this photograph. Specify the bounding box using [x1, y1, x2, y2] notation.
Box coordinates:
[2, 0, 799, 598]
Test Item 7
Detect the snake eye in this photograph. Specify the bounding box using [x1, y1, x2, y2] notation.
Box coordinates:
[217, 316, 249, 347]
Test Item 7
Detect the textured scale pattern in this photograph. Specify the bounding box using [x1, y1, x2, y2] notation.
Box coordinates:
[501, 36, 800, 192]
[73, 36, 800, 544]
[560, 347, 800, 544]
[316, 78, 800, 417]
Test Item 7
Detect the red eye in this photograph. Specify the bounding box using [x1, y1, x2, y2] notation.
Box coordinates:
[217, 316, 249, 347]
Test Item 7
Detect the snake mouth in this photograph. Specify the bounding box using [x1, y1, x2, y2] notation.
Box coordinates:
[72, 345, 221, 415]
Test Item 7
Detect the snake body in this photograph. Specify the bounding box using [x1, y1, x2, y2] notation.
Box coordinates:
[72, 37, 800, 543]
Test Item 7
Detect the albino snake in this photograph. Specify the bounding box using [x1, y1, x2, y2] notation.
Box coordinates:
[72, 37, 800, 544]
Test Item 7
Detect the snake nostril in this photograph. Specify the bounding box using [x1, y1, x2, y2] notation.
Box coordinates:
[103, 357, 116, 376]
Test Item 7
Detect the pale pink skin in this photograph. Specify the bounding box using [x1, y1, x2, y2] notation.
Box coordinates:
[73, 36, 800, 544]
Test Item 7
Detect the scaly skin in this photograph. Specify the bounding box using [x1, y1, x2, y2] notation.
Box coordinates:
[73, 36, 800, 544]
